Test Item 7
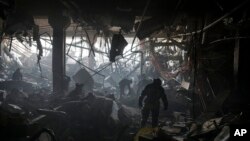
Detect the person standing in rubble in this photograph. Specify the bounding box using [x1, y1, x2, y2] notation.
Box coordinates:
[119, 78, 132, 97]
[139, 78, 168, 127]
[12, 68, 23, 81]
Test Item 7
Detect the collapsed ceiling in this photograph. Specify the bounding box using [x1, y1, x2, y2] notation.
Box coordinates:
[0, 0, 249, 114]
[1, 0, 249, 36]
[0, 0, 250, 140]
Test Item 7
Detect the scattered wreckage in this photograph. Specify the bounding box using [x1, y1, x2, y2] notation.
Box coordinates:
[0, 89, 140, 141]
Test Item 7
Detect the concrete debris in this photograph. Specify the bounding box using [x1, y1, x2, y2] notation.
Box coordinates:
[111, 101, 119, 121]
[202, 117, 222, 132]
[73, 68, 94, 93]
[118, 105, 140, 125]
[0, 86, 143, 140]
[0, 80, 37, 94]
[37, 108, 67, 117]
[161, 126, 182, 134]
[0, 0, 249, 140]
[135, 127, 179, 141]
[0, 68, 242, 141]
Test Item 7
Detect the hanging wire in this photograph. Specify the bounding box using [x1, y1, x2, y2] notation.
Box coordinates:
[66, 24, 79, 55]
[83, 29, 96, 57]
[130, 0, 151, 52]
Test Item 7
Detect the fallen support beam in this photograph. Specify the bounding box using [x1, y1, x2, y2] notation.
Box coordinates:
[37, 108, 67, 117]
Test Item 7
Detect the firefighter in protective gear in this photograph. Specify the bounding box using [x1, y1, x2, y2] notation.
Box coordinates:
[139, 78, 168, 127]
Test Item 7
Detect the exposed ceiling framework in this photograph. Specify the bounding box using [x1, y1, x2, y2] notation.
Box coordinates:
[1, 0, 249, 37]
[0, 0, 249, 126]
[0, 0, 249, 92]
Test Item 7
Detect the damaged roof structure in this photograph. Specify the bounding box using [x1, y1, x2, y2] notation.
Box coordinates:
[0, 0, 250, 141]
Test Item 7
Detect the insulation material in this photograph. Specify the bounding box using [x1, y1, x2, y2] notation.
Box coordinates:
[181, 80, 190, 90]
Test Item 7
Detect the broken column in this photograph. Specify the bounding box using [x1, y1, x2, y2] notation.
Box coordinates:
[48, 12, 70, 95]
